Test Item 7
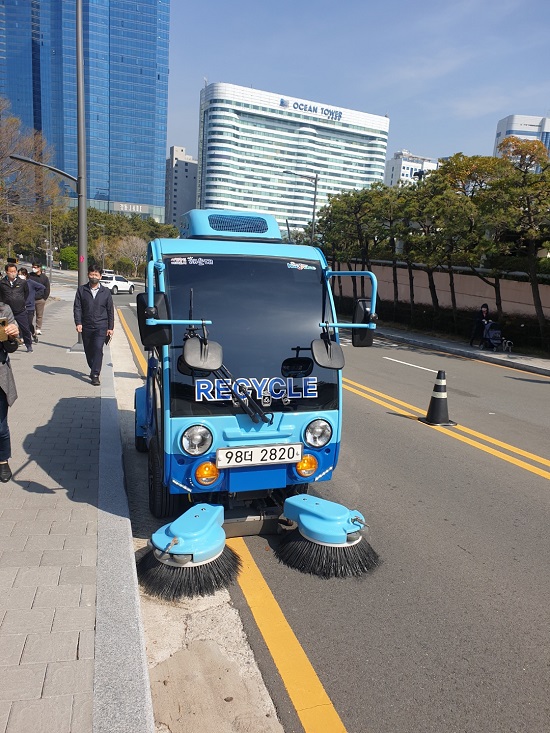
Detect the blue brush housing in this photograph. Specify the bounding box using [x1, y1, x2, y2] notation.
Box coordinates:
[150, 504, 226, 563]
[283, 495, 365, 545]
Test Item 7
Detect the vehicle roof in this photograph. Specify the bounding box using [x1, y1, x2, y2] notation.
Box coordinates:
[149, 238, 327, 264]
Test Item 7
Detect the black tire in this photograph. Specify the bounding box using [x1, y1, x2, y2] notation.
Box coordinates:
[129, 285, 134, 294]
[111, 285, 118, 295]
[148, 440, 181, 518]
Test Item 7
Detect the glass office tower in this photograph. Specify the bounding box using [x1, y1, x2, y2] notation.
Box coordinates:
[0, 0, 169, 220]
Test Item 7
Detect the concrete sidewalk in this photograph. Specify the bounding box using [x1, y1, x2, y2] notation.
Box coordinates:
[0, 285, 154, 733]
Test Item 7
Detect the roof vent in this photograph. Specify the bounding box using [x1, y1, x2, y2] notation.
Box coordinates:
[208, 214, 268, 234]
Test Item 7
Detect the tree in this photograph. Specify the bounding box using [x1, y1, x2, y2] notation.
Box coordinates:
[0, 96, 60, 257]
[436, 153, 512, 321]
[115, 235, 147, 277]
[496, 136, 550, 345]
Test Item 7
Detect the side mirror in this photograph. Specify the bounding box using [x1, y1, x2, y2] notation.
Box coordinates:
[182, 337, 223, 373]
[137, 292, 172, 347]
[311, 338, 345, 370]
[352, 298, 375, 347]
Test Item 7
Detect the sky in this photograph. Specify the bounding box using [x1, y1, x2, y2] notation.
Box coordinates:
[167, 0, 550, 163]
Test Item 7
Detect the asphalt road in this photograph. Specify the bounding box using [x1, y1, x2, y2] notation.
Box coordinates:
[117, 300, 550, 733]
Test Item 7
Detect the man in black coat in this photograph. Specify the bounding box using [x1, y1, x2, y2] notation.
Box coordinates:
[28, 262, 50, 335]
[73, 264, 114, 386]
[0, 263, 33, 352]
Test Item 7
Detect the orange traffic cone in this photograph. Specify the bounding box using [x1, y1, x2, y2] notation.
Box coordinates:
[419, 370, 457, 427]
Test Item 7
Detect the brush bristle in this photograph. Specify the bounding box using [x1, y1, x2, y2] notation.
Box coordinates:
[137, 545, 242, 601]
[274, 530, 379, 579]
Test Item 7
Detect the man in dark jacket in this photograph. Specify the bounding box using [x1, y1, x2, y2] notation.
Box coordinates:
[28, 263, 50, 335]
[0, 263, 33, 352]
[73, 264, 114, 385]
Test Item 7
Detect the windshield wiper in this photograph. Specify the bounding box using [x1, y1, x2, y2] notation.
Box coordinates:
[213, 364, 273, 425]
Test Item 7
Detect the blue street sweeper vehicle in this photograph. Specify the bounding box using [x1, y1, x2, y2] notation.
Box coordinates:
[135, 209, 379, 599]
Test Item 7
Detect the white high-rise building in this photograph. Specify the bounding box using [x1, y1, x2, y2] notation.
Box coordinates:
[494, 115, 550, 156]
[384, 150, 438, 187]
[197, 83, 389, 230]
[165, 146, 198, 226]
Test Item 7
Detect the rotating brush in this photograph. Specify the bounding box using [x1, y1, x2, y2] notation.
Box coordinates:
[275, 495, 379, 578]
[137, 503, 241, 601]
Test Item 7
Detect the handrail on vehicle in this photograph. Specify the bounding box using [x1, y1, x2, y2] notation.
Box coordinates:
[325, 269, 377, 310]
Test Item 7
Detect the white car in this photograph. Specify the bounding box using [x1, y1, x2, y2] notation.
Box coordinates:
[100, 274, 135, 295]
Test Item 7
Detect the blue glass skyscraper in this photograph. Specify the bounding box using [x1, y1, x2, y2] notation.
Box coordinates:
[0, 0, 169, 220]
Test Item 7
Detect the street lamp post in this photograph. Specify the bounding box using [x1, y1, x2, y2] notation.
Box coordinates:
[283, 170, 319, 245]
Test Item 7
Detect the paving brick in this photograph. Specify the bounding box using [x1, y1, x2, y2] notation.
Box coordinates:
[40, 550, 82, 567]
[70, 693, 93, 732]
[0, 635, 25, 666]
[63, 535, 96, 551]
[14, 566, 60, 587]
[0, 551, 42, 569]
[21, 495, 59, 509]
[0, 568, 17, 588]
[21, 632, 79, 664]
[0, 522, 15, 536]
[51, 607, 95, 633]
[0, 587, 36, 611]
[79, 585, 96, 609]
[33, 585, 81, 609]
[0, 537, 28, 552]
[43, 659, 94, 697]
[23, 534, 65, 552]
[80, 548, 97, 567]
[0, 664, 46, 701]
[85, 520, 98, 535]
[36, 508, 72, 523]
[11, 521, 52, 536]
[69, 506, 96, 522]
[76, 630, 94, 660]
[0, 495, 25, 510]
[50, 521, 88, 536]
[0, 609, 54, 635]
[6, 695, 72, 732]
[59, 567, 95, 586]
[0, 509, 38, 523]
[0, 701, 9, 733]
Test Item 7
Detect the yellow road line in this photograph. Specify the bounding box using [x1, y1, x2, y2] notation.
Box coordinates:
[342, 378, 550, 478]
[227, 537, 348, 733]
[117, 308, 147, 374]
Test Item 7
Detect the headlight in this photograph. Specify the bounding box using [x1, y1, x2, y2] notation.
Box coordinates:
[304, 419, 332, 448]
[181, 425, 213, 456]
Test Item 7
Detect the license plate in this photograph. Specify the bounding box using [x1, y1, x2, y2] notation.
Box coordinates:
[216, 443, 303, 469]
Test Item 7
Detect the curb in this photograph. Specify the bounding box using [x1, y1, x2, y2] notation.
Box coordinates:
[376, 331, 550, 378]
[93, 348, 155, 733]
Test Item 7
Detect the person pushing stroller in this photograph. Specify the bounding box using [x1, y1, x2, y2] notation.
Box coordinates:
[469, 303, 490, 347]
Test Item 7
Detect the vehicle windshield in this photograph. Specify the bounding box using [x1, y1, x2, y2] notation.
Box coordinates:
[163, 254, 338, 417]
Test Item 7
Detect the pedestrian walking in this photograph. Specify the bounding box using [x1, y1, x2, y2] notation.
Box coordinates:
[469, 303, 490, 347]
[28, 262, 50, 336]
[73, 264, 114, 386]
[18, 267, 45, 343]
[0, 263, 33, 352]
[0, 299, 20, 482]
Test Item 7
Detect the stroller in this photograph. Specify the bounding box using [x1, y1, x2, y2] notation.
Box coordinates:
[480, 320, 513, 352]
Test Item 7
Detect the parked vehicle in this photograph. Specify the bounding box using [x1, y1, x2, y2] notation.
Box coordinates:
[100, 273, 135, 294]
[135, 208, 378, 519]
